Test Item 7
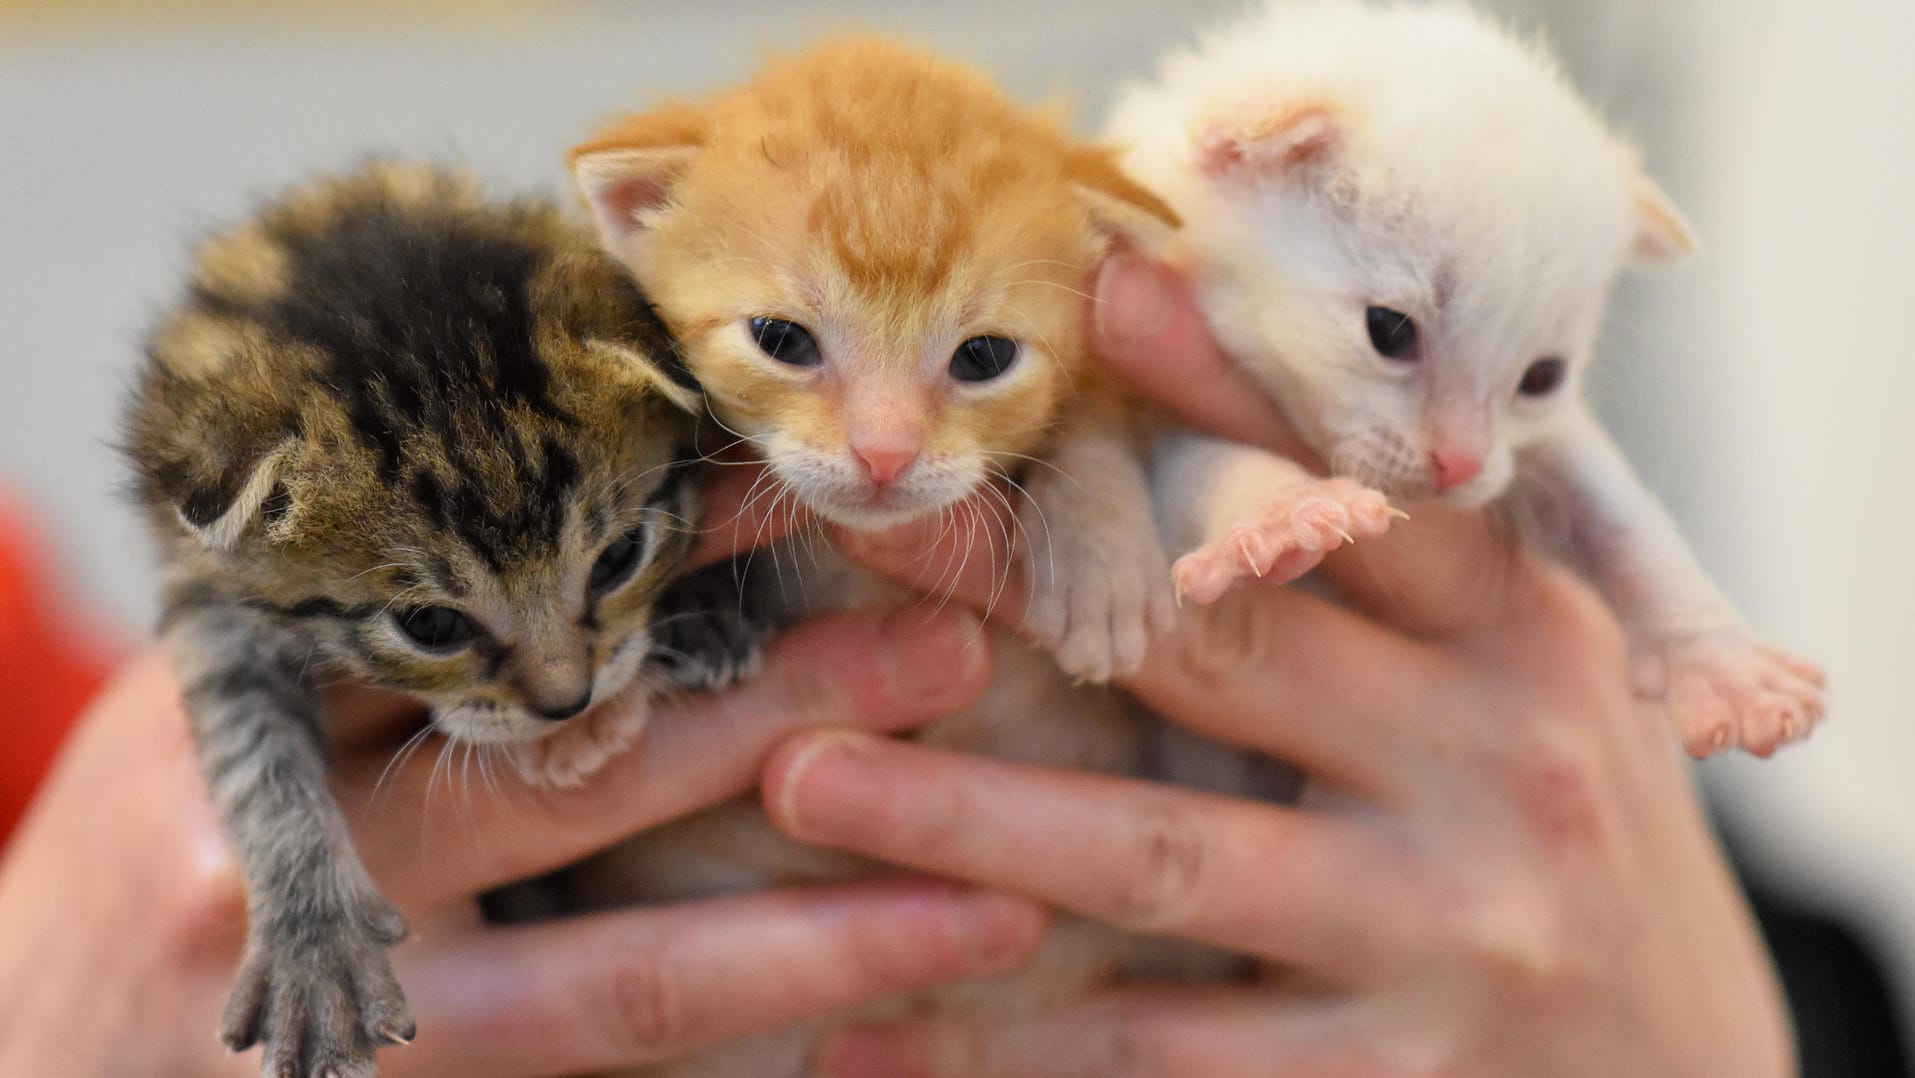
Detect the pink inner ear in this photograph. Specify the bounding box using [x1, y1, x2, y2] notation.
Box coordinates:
[596, 175, 672, 237]
[1196, 105, 1341, 179]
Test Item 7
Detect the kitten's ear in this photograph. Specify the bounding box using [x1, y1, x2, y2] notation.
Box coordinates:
[1631, 176, 1698, 263]
[168, 437, 299, 551]
[569, 104, 709, 262]
[587, 339, 705, 415]
[1196, 104, 1344, 181]
[1065, 147, 1181, 251]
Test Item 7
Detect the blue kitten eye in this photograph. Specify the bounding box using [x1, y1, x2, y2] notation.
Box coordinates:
[589, 527, 648, 598]
[748, 317, 820, 367]
[1365, 306, 1418, 361]
[950, 336, 1019, 382]
[1518, 357, 1567, 397]
[395, 606, 479, 652]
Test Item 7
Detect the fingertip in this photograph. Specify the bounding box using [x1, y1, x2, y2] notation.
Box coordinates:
[1093, 251, 1176, 358]
[762, 727, 879, 844]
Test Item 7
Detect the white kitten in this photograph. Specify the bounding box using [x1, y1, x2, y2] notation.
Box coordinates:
[1110, 0, 1826, 757]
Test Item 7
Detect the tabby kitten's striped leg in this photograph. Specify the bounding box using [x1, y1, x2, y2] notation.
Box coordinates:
[168, 602, 411, 1078]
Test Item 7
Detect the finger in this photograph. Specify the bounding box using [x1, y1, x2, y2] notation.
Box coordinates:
[385, 881, 1048, 1078]
[764, 730, 1425, 977]
[325, 683, 427, 752]
[1316, 501, 1523, 639]
[1090, 253, 1304, 458]
[1124, 586, 1453, 792]
[689, 462, 812, 568]
[818, 987, 1380, 1078]
[843, 510, 1452, 787]
[346, 605, 994, 910]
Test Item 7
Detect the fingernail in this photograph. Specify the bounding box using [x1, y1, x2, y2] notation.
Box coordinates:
[946, 889, 1045, 971]
[1094, 253, 1173, 346]
[776, 730, 882, 843]
[816, 1025, 940, 1078]
[877, 607, 984, 704]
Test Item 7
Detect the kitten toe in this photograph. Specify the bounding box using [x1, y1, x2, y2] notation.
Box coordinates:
[1172, 478, 1398, 604]
[229, 921, 409, 1078]
[1646, 629, 1826, 759]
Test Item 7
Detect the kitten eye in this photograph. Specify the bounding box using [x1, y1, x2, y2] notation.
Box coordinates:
[588, 527, 648, 598]
[1365, 306, 1419, 361]
[747, 317, 820, 368]
[950, 336, 1019, 382]
[1518, 357, 1568, 397]
[394, 606, 479, 652]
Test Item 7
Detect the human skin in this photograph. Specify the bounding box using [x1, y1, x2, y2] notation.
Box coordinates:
[0, 254, 1791, 1078]
[775, 253, 1795, 1077]
[0, 575, 1044, 1076]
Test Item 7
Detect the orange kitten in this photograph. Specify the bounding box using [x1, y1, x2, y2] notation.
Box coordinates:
[553, 41, 1254, 1076]
[570, 37, 1179, 681]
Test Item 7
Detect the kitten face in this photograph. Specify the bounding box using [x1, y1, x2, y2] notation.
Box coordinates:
[132, 164, 704, 745]
[1109, 1, 1694, 505]
[573, 38, 1177, 529]
[1191, 170, 1626, 505]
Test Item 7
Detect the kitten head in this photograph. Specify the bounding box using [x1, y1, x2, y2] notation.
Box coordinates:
[129, 164, 704, 745]
[1109, 1, 1695, 505]
[571, 38, 1176, 529]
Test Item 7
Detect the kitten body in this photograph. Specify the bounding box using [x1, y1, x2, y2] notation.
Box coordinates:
[562, 42, 1254, 1076]
[126, 163, 755, 1078]
[1110, 0, 1826, 756]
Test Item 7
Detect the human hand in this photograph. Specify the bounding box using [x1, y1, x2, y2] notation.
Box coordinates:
[760, 253, 1792, 1076]
[0, 537, 1039, 1076]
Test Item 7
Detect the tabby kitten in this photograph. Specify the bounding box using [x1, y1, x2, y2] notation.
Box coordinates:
[124, 163, 754, 1078]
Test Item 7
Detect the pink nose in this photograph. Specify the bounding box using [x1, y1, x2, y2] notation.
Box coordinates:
[1431, 450, 1483, 492]
[855, 445, 918, 485]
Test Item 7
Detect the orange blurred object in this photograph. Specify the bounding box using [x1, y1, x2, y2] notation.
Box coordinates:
[0, 492, 119, 846]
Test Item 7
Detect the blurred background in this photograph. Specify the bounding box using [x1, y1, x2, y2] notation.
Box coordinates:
[1, 0, 1909, 1068]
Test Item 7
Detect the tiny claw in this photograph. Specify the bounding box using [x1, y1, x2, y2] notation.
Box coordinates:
[1388, 507, 1412, 521]
[377, 1022, 416, 1046]
[1712, 726, 1730, 750]
[1332, 526, 1355, 545]
[1780, 715, 1797, 741]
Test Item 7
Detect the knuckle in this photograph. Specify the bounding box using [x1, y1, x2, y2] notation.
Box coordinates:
[602, 951, 693, 1059]
[1175, 591, 1274, 693]
[768, 658, 851, 727]
[1493, 731, 1617, 856]
[1104, 799, 1208, 930]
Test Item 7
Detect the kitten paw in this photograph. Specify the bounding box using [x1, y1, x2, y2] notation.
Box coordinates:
[1172, 478, 1398, 605]
[649, 558, 771, 692]
[220, 919, 412, 1078]
[1636, 631, 1827, 758]
[1021, 515, 1177, 685]
[512, 693, 651, 787]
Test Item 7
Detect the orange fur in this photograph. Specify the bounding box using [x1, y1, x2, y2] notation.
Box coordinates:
[572, 38, 1175, 530]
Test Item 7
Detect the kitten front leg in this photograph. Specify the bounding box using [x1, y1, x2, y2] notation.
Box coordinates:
[648, 555, 773, 692]
[1018, 421, 1176, 683]
[168, 602, 412, 1078]
[1152, 430, 1398, 605]
[1518, 408, 1827, 757]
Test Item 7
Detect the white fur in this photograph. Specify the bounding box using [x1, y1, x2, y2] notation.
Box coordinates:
[1113, 0, 1823, 756]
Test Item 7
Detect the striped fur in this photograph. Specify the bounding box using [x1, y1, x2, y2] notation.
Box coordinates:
[125, 162, 755, 1078]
